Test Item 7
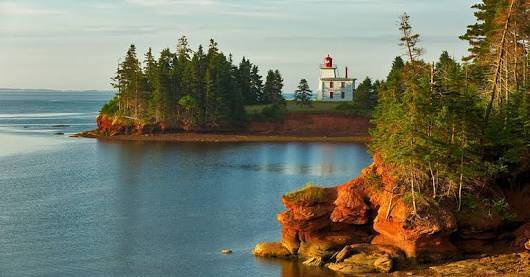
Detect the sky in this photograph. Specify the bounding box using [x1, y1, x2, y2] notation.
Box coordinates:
[0, 0, 479, 91]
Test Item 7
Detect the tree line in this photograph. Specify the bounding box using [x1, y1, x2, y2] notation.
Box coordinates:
[370, 1, 528, 216]
[101, 37, 285, 130]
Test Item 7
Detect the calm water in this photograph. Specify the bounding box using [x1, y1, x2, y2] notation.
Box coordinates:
[0, 90, 372, 276]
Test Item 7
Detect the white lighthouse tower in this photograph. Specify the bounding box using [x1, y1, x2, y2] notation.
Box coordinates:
[317, 55, 355, 102]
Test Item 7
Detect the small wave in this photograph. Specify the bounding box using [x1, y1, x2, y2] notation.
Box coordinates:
[0, 113, 92, 119]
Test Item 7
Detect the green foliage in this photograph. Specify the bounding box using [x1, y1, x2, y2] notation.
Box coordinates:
[365, 171, 383, 191]
[102, 37, 281, 131]
[491, 198, 516, 222]
[334, 103, 373, 117]
[370, 7, 529, 216]
[294, 79, 313, 106]
[353, 77, 378, 110]
[263, 70, 285, 105]
[260, 103, 286, 122]
[100, 96, 119, 115]
[284, 184, 327, 204]
[461, 193, 479, 210]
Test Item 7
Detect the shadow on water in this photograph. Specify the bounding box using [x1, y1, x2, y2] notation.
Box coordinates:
[255, 257, 340, 277]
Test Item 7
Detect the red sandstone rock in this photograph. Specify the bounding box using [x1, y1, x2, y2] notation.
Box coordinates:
[249, 113, 371, 136]
[258, 153, 529, 271]
[331, 179, 371, 225]
[275, 156, 460, 261]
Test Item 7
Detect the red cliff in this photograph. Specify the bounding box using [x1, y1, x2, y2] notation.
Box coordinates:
[253, 155, 530, 274]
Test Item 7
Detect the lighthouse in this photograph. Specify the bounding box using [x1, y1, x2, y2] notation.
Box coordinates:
[317, 55, 356, 101]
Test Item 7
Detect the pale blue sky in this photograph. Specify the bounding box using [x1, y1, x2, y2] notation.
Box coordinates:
[0, 0, 478, 91]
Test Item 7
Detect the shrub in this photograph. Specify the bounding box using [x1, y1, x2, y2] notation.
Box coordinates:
[491, 198, 516, 221]
[335, 102, 355, 111]
[100, 96, 119, 116]
[260, 103, 286, 122]
[365, 171, 383, 191]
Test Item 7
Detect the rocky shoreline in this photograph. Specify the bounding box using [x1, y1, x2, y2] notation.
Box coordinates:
[74, 130, 370, 143]
[74, 113, 371, 143]
[252, 156, 530, 275]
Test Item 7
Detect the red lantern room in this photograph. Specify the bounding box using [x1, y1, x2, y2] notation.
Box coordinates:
[324, 55, 333, 68]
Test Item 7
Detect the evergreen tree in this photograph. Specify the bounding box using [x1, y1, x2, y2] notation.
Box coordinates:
[353, 77, 373, 109]
[294, 79, 312, 106]
[238, 57, 254, 105]
[157, 48, 175, 121]
[103, 38, 273, 131]
[399, 13, 423, 62]
[118, 44, 142, 117]
[263, 70, 285, 105]
[250, 65, 264, 104]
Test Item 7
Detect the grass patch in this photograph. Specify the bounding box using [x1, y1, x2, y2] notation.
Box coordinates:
[245, 101, 372, 116]
[365, 171, 383, 191]
[284, 183, 327, 204]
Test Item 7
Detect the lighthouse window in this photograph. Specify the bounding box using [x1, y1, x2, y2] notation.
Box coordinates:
[341, 82, 345, 88]
[330, 91, 334, 99]
[329, 82, 334, 88]
[341, 91, 345, 99]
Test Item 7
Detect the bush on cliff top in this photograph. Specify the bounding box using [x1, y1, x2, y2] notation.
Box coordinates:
[284, 184, 327, 204]
[100, 96, 119, 116]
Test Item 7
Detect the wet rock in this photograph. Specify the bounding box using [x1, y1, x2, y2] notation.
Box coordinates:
[373, 254, 393, 273]
[327, 261, 376, 275]
[252, 242, 291, 258]
[302, 256, 323, 267]
[428, 252, 530, 275]
[333, 245, 352, 262]
[221, 249, 232, 254]
[326, 244, 402, 274]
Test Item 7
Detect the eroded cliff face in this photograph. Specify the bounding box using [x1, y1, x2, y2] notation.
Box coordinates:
[249, 113, 370, 136]
[95, 113, 371, 137]
[96, 114, 172, 136]
[253, 155, 530, 274]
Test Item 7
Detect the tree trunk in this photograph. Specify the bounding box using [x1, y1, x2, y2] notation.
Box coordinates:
[385, 184, 397, 221]
[484, 0, 516, 126]
[429, 163, 437, 199]
[410, 173, 417, 215]
[458, 152, 464, 211]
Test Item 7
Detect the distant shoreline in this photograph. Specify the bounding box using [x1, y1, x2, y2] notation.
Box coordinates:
[74, 131, 371, 143]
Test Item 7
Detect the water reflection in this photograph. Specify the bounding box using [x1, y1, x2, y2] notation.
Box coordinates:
[255, 257, 340, 277]
[1, 137, 371, 276]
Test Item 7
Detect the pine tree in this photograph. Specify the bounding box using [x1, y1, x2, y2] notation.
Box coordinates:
[157, 48, 175, 121]
[294, 79, 312, 106]
[238, 57, 254, 105]
[353, 77, 373, 109]
[250, 65, 264, 104]
[399, 13, 423, 62]
[121, 44, 142, 117]
[263, 70, 285, 105]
